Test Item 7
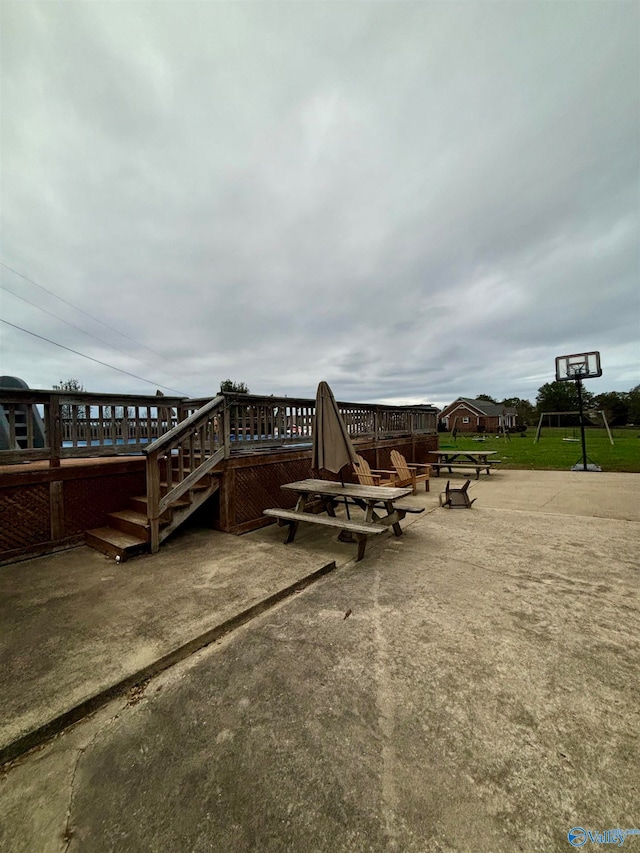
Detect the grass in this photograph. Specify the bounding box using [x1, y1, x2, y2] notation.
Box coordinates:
[438, 428, 640, 473]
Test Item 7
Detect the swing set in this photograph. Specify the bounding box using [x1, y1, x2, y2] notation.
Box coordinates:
[533, 409, 614, 444]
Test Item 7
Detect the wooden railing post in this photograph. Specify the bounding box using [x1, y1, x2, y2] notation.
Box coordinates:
[223, 400, 231, 459]
[373, 407, 381, 467]
[146, 451, 161, 553]
[49, 394, 61, 468]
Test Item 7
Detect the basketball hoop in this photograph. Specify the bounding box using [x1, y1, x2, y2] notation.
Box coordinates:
[566, 362, 587, 378]
[555, 351, 602, 382]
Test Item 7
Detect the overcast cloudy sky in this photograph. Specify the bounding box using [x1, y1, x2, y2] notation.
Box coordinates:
[1, 2, 638, 408]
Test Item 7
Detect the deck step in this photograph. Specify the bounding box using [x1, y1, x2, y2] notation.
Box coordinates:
[128, 494, 190, 517]
[107, 509, 151, 540]
[160, 479, 212, 492]
[85, 527, 148, 561]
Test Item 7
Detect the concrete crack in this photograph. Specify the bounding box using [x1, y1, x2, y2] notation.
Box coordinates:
[372, 566, 399, 851]
[61, 709, 122, 852]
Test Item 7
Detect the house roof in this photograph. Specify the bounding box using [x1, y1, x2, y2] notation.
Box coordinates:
[441, 398, 516, 417]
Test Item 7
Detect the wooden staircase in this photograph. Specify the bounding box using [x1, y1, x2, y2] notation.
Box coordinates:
[86, 395, 225, 561]
[86, 452, 222, 561]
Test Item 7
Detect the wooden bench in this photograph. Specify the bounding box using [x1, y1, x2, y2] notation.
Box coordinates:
[283, 495, 424, 518]
[263, 508, 387, 561]
[341, 497, 424, 514]
[432, 461, 497, 480]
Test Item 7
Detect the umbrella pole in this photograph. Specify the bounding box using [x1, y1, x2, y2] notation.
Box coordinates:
[337, 470, 356, 543]
[340, 472, 351, 519]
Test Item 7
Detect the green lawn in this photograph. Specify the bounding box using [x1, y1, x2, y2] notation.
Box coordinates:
[438, 428, 640, 473]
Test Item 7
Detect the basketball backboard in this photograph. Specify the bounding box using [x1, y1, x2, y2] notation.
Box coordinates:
[555, 351, 602, 382]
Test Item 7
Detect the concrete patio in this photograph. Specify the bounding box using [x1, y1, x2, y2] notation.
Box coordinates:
[1, 470, 638, 852]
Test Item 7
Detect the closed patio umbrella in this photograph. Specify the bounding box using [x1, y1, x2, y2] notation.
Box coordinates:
[312, 381, 358, 475]
[312, 381, 358, 523]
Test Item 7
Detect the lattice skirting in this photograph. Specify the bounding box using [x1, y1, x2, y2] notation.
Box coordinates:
[63, 472, 145, 536]
[0, 484, 50, 552]
[234, 457, 313, 525]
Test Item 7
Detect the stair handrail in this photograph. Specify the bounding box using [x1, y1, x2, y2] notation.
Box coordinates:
[145, 395, 226, 552]
[144, 395, 224, 456]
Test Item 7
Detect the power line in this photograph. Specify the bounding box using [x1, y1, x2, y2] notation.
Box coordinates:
[1, 283, 185, 381]
[1, 261, 221, 387]
[0, 261, 174, 365]
[1, 318, 189, 396]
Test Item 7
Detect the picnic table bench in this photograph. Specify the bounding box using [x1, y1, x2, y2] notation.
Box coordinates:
[264, 479, 421, 561]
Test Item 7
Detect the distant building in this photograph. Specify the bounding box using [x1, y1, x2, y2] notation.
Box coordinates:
[439, 398, 517, 433]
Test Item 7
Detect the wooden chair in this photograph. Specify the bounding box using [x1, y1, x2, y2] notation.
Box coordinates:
[353, 454, 397, 487]
[438, 480, 476, 509]
[390, 450, 431, 494]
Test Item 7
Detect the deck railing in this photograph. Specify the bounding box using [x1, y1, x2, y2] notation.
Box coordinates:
[0, 389, 187, 466]
[0, 389, 437, 467]
[188, 394, 438, 450]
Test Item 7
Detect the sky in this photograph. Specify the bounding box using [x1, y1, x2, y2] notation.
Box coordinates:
[1, 1, 638, 409]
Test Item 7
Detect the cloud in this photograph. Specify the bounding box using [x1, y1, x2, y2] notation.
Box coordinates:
[1, 1, 638, 407]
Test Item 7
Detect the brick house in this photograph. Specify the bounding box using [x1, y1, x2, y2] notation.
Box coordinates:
[439, 398, 517, 434]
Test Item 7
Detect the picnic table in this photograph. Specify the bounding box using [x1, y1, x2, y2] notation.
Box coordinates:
[431, 449, 500, 480]
[264, 478, 421, 561]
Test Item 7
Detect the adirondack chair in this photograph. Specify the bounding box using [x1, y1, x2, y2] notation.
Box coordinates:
[390, 450, 431, 494]
[438, 480, 476, 509]
[353, 454, 397, 487]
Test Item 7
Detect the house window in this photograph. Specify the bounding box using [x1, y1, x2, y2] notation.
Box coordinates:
[462, 417, 470, 424]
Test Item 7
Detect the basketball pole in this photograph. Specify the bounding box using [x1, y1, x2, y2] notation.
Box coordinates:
[576, 377, 588, 472]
